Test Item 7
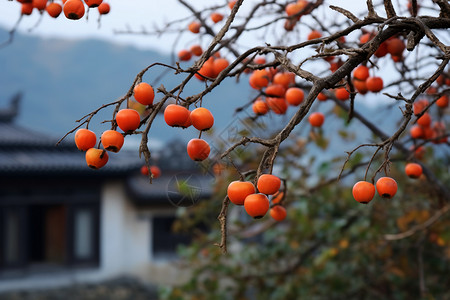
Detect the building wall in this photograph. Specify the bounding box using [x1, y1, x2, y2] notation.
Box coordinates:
[0, 180, 188, 292]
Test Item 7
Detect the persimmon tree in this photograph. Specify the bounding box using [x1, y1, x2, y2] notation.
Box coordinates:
[7, 0, 450, 298]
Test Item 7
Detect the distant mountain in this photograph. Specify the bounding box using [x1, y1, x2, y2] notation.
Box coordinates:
[0, 27, 408, 164]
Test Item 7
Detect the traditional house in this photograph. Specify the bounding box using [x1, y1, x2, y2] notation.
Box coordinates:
[0, 95, 213, 292]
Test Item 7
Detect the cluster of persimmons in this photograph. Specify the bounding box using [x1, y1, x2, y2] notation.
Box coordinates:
[15, 0, 110, 19]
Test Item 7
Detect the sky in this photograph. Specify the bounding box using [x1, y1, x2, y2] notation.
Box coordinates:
[0, 0, 369, 54]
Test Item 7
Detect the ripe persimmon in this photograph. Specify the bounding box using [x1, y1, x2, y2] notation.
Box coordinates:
[75, 128, 97, 151]
[212, 58, 229, 77]
[270, 205, 287, 221]
[307, 30, 322, 40]
[317, 92, 327, 101]
[244, 193, 270, 219]
[101, 130, 124, 153]
[84, 0, 102, 8]
[21, 3, 33, 15]
[352, 181, 375, 204]
[133, 82, 155, 106]
[46, 2, 62, 17]
[227, 181, 256, 205]
[195, 59, 215, 81]
[387, 38, 405, 56]
[115, 109, 141, 132]
[257, 174, 281, 195]
[273, 72, 295, 88]
[410, 125, 424, 139]
[405, 163, 423, 179]
[210, 12, 224, 23]
[187, 138, 210, 161]
[271, 191, 284, 204]
[249, 69, 270, 89]
[252, 98, 269, 115]
[285, 87, 304, 106]
[228, 0, 236, 9]
[190, 107, 214, 131]
[308, 112, 325, 127]
[97, 2, 110, 14]
[267, 97, 288, 115]
[164, 104, 191, 128]
[63, 0, 85, 20]
[374, 41, 388, 57]
[353, 79, 368, 94]
[188, 21, 201, 33]
[178, 49, 192, 61]
[353, 65, 370, 81]
[335, 87, 350, 100]
[417, 113, 431, 128]
[436, 95, 449, 108]
[32, 0, 47, 10]
[366, 76, 383, 92]
[190, 44, 203, 56]
[265, 84, 286, 98]
[376, 177, 398, 199]
[150, 166, 161, 178]
[85, 148, 109, 169]
[413, 99, 429, 115]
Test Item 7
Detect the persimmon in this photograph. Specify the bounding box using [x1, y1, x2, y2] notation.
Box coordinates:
[101, 130, 124, 153]
[195, 59, 215, 81]
[212, 58, 229, 77]
[374, 41, 388, 57]
[267, 97, 288, 115]
[140, 165, 149, 176]
[97, 2, 110, 14]
[307, 30, 322, 40]
[352, 181, 376, 204]
[405, 163, 423, 179]
[366, 76, 383, 92]
[150, 166, 161, 178]
[413, 99, 429, 115]
[273, 72, 295, 88]
[164, 104, 191, 128]
[178, 49, 192, 61]
[257, 174, 281, 195]
[244, 193, 270, 219]
[21, 3, 33, 15]
[133, 82, 155, 106]
[252, 98, 269, 115]
[387, 38, 405, 56]
[63, 0, 85, 20]
[285, 87, 304, 106]
[227, 181, 256, 205]
[353, 79, 368, 94]
[190, 45, 203, 56]
[376, 177, 398, 199]
[417, 113, 431, 128]
[353, 65, 370, 81]
[410, 125, 424, 139]
[210, 12, 224, 23]
[84, 0, 102, 8]
[115, 109, 141, 132]
[187, 138, 210, 161]
[32, 0, 47, 10]
[75, 128, 97, 151]
[335, 87, 349, 101]
[317, 92, 327, 101]
[190, 107, 214, 131]
[46, 2, 62, 17]
[249, 69, 270, 89]
[253, 57, 266, 65]
[285, 2, 302, 19]
[284, 19, 297, 31]
[85, 148, 109, 170]
[308, 112, 325, 127]
[265, 84, 286, 98]
[188, 21, 201, 34]
[270, 205, 287, 221]
[359, 32, 373, 44]
[228, 0, 236, 9]
[436, 95, 449, 108]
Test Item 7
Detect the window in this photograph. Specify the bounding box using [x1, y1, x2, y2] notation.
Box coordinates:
[152, 216, 192, 260]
